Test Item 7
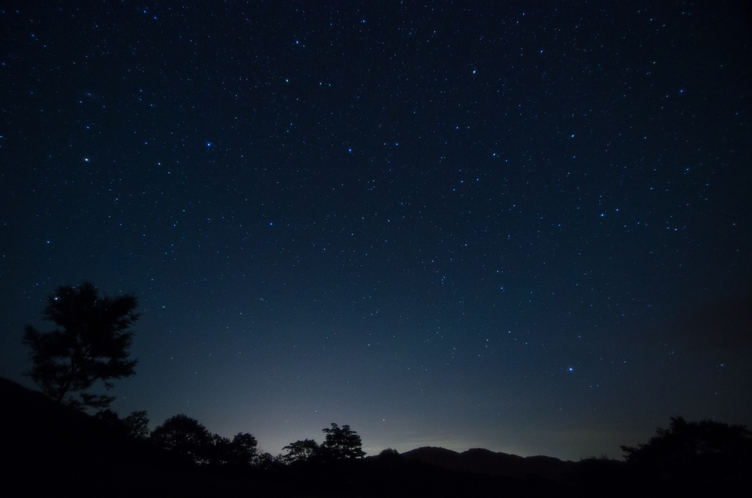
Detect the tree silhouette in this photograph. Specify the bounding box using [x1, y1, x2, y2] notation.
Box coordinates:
[210, 432, 259, 466]
[282, 424, 365, 464]
[94, 408, 124, 429]
[151, 414, 213, 464]
[622, 416, 752, 492]
[151, 414, 258, 466]
[122, 410, 150, 439]
[228, 432, 259, 465]
[253, 451, 281, 470]
[321, 423, 365, 460]
[23, 282, 139, 410]
[94, 409, 150, 439]
[283, 438, 320, 463]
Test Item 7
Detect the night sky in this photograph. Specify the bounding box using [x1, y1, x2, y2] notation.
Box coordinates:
[2, 2, 751, 461]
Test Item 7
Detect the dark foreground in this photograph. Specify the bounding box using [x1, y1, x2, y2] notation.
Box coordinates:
[1, 377, 749, 498]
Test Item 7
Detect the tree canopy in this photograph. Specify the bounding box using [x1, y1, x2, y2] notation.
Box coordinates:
[23, 281, 139, 410]
[94, 409, 150, 439]
[151, 414, 258, 466]
[322, 423, 366, 460]
[283, 423, 365, 463]
[622, 416, 752, 491]
[282, 438, 320, 463]
[151, 414, 213, 464]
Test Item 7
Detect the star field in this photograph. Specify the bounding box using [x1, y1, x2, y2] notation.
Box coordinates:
[1, 1, 750, 460]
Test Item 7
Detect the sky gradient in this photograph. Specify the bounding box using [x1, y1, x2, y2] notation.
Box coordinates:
[1, 1, 751, 461]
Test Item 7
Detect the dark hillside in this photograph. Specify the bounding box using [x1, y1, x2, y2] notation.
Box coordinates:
[5, 376, 745, 497]
[0, 377, 565, 497]
[0, 377, 258, 497]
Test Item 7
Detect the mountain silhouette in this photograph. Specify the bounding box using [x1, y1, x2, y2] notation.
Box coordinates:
[15, 375, 745, 497]
[401, 446, 577, 481]
[0, 376, 573, 497]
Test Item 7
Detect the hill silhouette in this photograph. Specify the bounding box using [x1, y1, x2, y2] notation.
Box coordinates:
[0, 377, 262, 497]
[0, 376, 566, 497]
[401, 446, 577, 481]
[4, 376, 749, 497]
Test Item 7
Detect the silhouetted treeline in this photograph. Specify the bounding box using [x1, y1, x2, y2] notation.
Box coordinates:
[620, 416, 752, 496]
[2, 376, 751, 498]
[0, 377, 252, 497]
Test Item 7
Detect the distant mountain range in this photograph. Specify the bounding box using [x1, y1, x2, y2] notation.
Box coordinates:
[4, 376, 747, 497]
[0, 375, 579, 483]
[0, 376, 607, 497]
[401, 446, 578, 482]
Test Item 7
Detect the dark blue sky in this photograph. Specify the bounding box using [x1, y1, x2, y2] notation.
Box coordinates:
[1, 1, 750, 460]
